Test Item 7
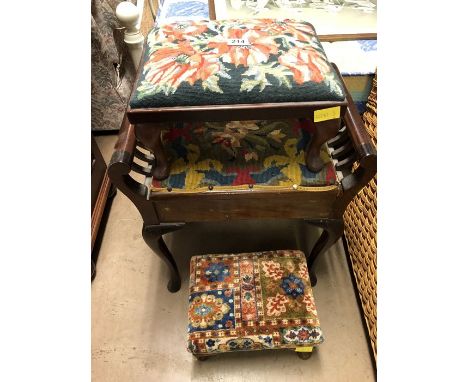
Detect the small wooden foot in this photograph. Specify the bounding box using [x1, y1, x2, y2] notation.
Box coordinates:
[296, 351, 313, 360]
[195, 355, 209, 361]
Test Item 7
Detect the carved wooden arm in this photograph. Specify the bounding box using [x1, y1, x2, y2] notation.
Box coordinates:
[112, 116, 136, 161]
[108, 117, 160, 224]
[330, 64, 377, 214]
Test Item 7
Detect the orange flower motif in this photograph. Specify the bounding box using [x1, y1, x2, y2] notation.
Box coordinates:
[144, 41, 219, 90]
[280, 21, 316, 42]
[208, 29, 278, 67]
[240, 259, 254, 274]
[262, 260, 284, 280]
[266, 293, 288, 317]
[135, 19, 335, 99]
[211, 121, 260, 149]
[160, 21, 208, 42]
[235, 19, 315, 41]
[303, 293, 318, 315]
[197, 55, 221, 82]
[278, 47, 329, 84]
[298, 262, 309, 279]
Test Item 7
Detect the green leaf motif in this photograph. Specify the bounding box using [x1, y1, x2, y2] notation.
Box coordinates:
[136, 81, 156, 99]
[264, 121, 290, 132]
[136, 80, 177, 97]
[240, 79, 261, 92]
[217, 70, 232, 79]
[244, 134, 269, 147]
[241, 63, 292, 92]
[202, 76, 223, 93]
[268, 140, 283, 150]
[161, 82, 177, 96]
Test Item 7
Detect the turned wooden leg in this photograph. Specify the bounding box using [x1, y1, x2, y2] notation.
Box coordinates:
[306, 118, 342, 172]
[304, 219, 344, 286]
[142, 223, 185, 293]
[135, 124, 170, 180]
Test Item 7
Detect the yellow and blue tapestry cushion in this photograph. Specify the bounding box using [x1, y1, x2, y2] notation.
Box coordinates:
[151, 119, 337, 191]
[130, 18, 345, 108]
[187, 250, 324, 355]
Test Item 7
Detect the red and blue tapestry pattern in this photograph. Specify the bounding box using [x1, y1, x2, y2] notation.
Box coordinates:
[187, 250, 324, 355]
[152, 119, 337, 190]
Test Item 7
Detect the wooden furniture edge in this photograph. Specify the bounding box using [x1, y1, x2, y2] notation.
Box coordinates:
[318, 33, 377, 42]
[148, 185, 340, 200]
[208, 0, 216, 20]
[333, 63, 376, 159]
[332, 65, 377, 214]
[91, 172, 112, 250]
[108, 117, 160, 225]
[126, 100, 348, 123]
[113, 116, 136, 156]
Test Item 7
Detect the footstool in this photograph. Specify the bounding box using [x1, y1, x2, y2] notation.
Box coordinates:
[127, 18, 347, 179]
[187, 250, 324, 360]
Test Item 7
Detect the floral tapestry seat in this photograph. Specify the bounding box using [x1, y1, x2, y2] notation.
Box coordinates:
[151, 119, 337, 191]
[187, 250, 324, 360]
[130, 19, 345, 108]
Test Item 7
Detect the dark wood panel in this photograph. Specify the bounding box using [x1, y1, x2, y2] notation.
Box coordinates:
[91, 136, 107, 213]
[91, 172, 112, 250]
[208, 0, 216, 20]
[153, 189, 339, 222]
[91, 135, 115, 252]
[127, 101, 347, 124]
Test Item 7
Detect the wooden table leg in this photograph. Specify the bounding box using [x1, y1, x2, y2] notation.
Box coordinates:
[135, 124, 170, 180]
[142, 223, 185, 293]
[304, 219, 344, 286]
[306, 118, 342, 172]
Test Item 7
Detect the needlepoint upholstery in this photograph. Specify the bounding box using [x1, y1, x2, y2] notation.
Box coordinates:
[151, 119, 337, 191]
[130, 19, 345, 108]
[187, 250, 324, 355]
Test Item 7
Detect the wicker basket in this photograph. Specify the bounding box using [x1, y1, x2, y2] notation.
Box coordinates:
[343, 74, 377, 359]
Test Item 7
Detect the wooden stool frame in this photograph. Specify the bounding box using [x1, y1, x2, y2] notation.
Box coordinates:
[109, 64, 376, 293]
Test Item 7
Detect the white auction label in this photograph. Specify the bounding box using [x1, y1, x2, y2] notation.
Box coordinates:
[227, 38, 251, 46]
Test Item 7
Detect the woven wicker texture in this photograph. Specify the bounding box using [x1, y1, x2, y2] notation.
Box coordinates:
[343, 74, 377, 359]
